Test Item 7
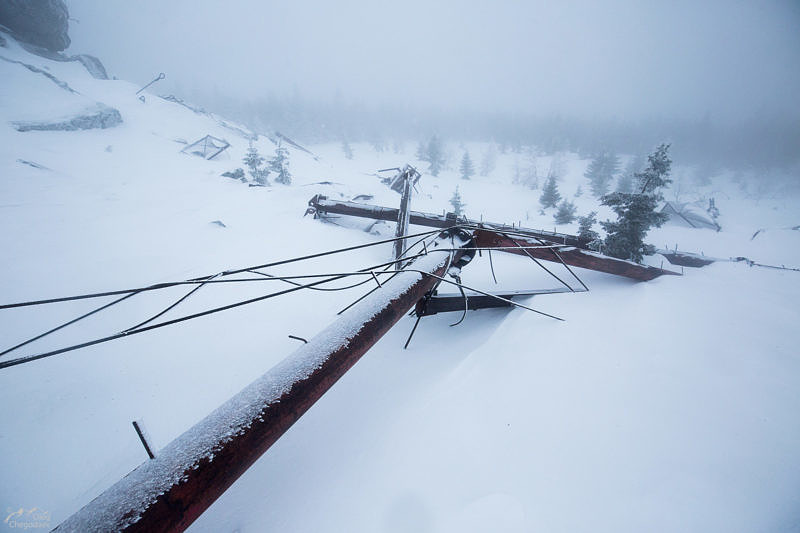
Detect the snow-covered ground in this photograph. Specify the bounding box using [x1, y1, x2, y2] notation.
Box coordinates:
[2, 32, 799, 532]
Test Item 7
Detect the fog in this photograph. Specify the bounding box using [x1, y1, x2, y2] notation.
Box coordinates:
[66, 0, 800, 170]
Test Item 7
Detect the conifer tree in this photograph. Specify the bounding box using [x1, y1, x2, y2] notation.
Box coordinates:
[523, 153, 539, 189]
[449, 186, 466, 216]
[243, 144, 266, 184]
[554, 199, 577, 224]
[459, 151, 475, 180]
[615, 155, 643, 193]
[539, 174, 561, 209]
[341, 138, 354, 160]
[480, 144, 497, 176]
[585, 151, 621, 198]
[600, 144, 672, 262]
[415, 140, 428, 162]
[577, 211, 601, 249]
[426, 135, 446, 176]
[269, 142, 291, 185]
[243, 144, 270, 185]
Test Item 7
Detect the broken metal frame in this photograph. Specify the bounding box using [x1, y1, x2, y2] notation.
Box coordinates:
[55, 230, 474, 532]
[181, 134, 230, 160]
[51, 219, 589, 531]
[308, 195, 679, 281]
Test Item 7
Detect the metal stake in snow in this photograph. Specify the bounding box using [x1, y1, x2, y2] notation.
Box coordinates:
[54, 230, 472, 533]
[135, 72, 165, 95]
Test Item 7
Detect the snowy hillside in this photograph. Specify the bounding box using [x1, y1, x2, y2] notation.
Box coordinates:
[1, 30, 799, 532]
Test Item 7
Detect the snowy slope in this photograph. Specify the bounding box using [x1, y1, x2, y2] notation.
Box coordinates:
[1, 32, 799, 532]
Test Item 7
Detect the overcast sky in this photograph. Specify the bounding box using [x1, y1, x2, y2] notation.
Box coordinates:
[67, 0, 800, 122]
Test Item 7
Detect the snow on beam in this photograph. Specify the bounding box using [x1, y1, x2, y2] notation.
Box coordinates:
[307, 195, 591, 249]
[474, 230, 680, 282]
[54, 232, 472, 533]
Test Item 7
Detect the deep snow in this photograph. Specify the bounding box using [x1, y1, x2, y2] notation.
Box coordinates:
[1, 32, 799, 532]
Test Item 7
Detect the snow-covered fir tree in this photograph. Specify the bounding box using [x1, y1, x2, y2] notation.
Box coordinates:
[269, 142, 291, 185]
[243, 144, 269, 185]
[554, 199, 577, 224]
[459, 151, 475, 180]
[575, 184, 583, 197]
[449, 186, 466, 216]
[615, 154, 643, 193]
[585, 151, 621, 198]
[341, 138, 353, 160]
[243, 144, 267, 184]
[369, 135, 385, 153]
[635, 144, 672, 193]
[600, 144, 672, 262]
[480, 144, 497, 176]
[415, 140, 428, 162]
[539, 174, 561, 209]
[514, 148, 539, 189]
[577, 211, 601, 249]
[426, 135, 446, 176]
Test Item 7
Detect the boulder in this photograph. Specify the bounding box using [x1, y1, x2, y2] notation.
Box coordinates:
[0, 0, 70, 52]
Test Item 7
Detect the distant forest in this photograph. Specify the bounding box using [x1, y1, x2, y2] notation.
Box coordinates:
[197, 91, 799, 177]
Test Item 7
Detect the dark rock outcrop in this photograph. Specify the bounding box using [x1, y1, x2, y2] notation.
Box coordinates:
[0, 0, 70, 52]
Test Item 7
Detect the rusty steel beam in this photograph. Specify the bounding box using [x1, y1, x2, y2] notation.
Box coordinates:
[55, 231, 472, 533]
[308, 195, 591, 248]
[415, 288, 574, 316]
[474, 229, 679, 281]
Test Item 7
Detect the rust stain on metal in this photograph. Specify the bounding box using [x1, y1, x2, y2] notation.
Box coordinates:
[474, 229, 678, 281]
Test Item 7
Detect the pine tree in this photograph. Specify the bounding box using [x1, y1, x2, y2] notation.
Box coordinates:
[539, 174, 561, 209]
[577, 211, 601, 249]
[575, 184, 583, 197]
[415, 140, 428, 162]
[269, 142, 291, 185]
[523, 153, 539, 189]
[616, 155, 643, 193]
[600, 144, 672, 262]
[459, 151, 475, 180]
[449, 186, 466, 216]
[480, 144, 497, 176]
[512, 158, 522, 184]
[635, 144, 672, 194]
[585, 151, 621, 198]
[341, 138, 354, 160]
[243, 145, 266, 184]
[426, 135, 446, 176]
[554, 199, 577, 224]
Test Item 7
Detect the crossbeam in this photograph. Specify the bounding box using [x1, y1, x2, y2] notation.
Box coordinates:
[415, 288, 575, 316]
[307, 195, 590, 248]
[474, 230, 678, 281]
